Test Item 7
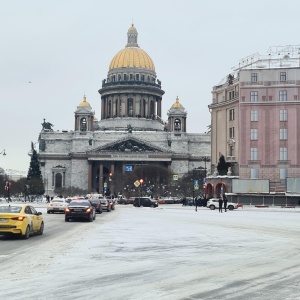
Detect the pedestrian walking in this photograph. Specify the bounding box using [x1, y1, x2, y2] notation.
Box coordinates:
[218, 195, 223, 213]
[223, 193, 228, 212]
[195, 197, 200, 211]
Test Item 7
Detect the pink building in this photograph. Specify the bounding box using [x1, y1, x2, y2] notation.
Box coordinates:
[209, 45, 300, 192]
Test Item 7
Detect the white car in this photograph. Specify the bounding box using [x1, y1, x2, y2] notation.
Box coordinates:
[47, 198, 69, 214]
[206, 198, 238, 210]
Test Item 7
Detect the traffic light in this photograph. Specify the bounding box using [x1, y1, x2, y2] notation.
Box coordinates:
[139, 179, 144, 184]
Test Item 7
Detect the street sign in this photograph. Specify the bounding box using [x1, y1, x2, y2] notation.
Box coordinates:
[134, 180, 140, 187]
[194, 180, 199, 185]
[194, 184, 199, 190]
[173, 174, 179, 181]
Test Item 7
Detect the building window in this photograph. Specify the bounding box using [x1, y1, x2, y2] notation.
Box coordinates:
[130, 74, 134, 80]
[127, 98, 133, 117]
[136, 74, 139, 81]
[143, 99, 146, 117]
[280, 148, 288, 160]
[251, 168, 258, 179]
[124, 74, 127, 81]
[250, 91, 258, 102]
[229, 109, 235, 120]
[251, 110, 258, 121]
[250, 128, 258, 140]
[229, 127, 235, 138]
[118, 74, 121, 81]
[279, 90, 287, 101]
[55, 173, 62, 188]
[250, 148, 258, 160]
[251, 73, 258, 82]
[280, 168, 287, 180]
[280, 128, 287, 140]
[149, 100, 154, 116]
[280, 109, 287, 121]
[280, 72, 287, 82]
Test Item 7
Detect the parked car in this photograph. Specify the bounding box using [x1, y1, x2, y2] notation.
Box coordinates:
[0, 204, 44, 239]
[89, 198, 103, 214]
[206, 198, 238, 210]
[65, 200, 96, 222]
[47, 198, 69, 214]
[100, 198, 112, 212]
[133, 197, 158, 208]
[164, 198, 175, 204]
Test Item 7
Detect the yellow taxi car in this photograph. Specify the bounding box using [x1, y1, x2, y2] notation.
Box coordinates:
[0, 204, 44, 239]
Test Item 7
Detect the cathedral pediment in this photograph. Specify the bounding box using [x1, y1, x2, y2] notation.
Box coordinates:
[90, 137, 168, 153]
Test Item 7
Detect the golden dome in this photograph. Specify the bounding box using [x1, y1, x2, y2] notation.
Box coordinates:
[171, 96, 183, 108]
[128, 24, 137, 33]
[79, 95, 91, 107]
[109, 47, 155, 71]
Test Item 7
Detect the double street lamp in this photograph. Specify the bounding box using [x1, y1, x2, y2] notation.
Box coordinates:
[0, 149, 6, 156]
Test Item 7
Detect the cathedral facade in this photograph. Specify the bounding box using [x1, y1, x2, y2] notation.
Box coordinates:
[38, 25, 210, 196]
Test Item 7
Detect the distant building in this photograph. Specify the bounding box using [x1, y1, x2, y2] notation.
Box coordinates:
[38, 25, 210, 196]
[4, 169, 27, 181]
[209, 45, 300, 192]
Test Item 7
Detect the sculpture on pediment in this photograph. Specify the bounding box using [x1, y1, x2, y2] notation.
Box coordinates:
[42, 118, 54, 131]
[102, 139, 162, 153]
[127, 124, 133, 133]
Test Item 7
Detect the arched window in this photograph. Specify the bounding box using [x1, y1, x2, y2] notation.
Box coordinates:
[55, 173, 62, 188]
[174, 118, 181, 131]
[127, 98, 133, 117]
[118, 74, 121, 81]
[80, 118, 87, 131]
[150, 100, 154, 117]
[108, 100, 112, 117]
[115, 99, 118, 116]
[143, 99, 146, 117]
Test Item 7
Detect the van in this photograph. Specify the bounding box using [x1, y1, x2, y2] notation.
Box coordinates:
[133, 197, 158, 208]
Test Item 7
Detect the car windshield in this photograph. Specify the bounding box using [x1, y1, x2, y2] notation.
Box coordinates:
[51, 199, 64, 203]
[100, 200, 107, 204]
[69, 201, 89, 207]
[0, 206, 22, 213]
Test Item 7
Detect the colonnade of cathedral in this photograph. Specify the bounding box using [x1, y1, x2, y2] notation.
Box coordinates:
[101, 95, 162, 119]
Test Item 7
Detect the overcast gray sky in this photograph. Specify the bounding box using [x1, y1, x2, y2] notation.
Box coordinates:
[1, 0, 300, 172]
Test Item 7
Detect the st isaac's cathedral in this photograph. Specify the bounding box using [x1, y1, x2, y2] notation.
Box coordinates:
[38, 24, 210, 196]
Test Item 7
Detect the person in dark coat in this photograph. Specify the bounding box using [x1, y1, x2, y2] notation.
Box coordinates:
[223, 193, 228, 212]
[218, 195, 223, 213]
[195, 197, 200, 212]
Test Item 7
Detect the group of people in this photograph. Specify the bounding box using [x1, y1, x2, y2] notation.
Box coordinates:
[218, 193, 228, 213]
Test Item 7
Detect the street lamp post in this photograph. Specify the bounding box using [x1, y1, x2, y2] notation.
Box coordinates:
[139, 179, 144, 206]
[0, 149, 6, 156]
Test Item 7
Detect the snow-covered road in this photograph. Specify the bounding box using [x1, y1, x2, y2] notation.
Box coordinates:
[1, 204, 300, 300]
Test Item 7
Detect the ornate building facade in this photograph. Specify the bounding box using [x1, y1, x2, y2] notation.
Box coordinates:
[209, 45, 300, 192]
[38, 25, 210, 196]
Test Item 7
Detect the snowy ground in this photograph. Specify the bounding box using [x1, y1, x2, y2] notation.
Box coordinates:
[1, 204, 300, 300]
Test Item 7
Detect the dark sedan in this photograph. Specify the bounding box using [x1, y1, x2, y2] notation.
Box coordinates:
[65, 200, 96, 222]
[89, 198, 103, 214]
